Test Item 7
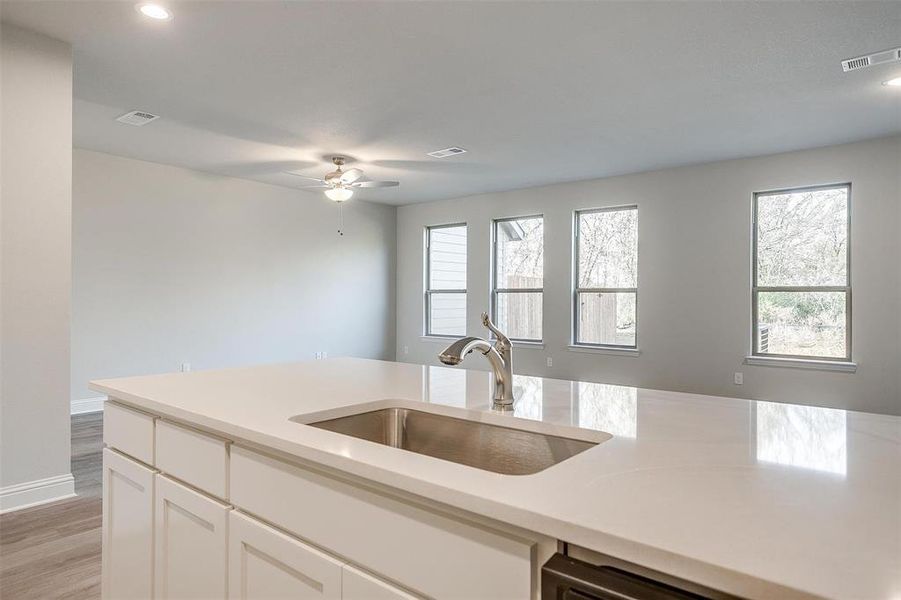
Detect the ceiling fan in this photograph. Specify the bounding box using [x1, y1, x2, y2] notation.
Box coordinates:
[285, 157, 399, 202]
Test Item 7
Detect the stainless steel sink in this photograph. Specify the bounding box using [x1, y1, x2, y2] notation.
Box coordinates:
[306, 407, 599, 475]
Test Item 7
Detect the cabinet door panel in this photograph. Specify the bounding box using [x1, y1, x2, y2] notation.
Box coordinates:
[228, 511, 342, 599]
[155, 475, 229, 599]
[342, 565, 420, 600]
[102, 448, 156, 599]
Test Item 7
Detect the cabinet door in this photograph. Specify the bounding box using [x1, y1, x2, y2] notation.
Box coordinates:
[342, 565, 420, 600]
[155, 475, 230, 599]
[102, 448, 156, 599]
[228, 511, 342, 599]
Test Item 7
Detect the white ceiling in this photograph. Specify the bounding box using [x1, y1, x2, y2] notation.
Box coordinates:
[2, 1, 900, 205]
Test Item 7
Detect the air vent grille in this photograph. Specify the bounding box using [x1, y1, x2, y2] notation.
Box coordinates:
[842, 56, 870, 72]
[841, 47, 901, 72]
[115, 110, 160, 126]
[427, 147, 467, 158]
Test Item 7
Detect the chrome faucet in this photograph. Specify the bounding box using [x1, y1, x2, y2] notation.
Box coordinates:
[438, 312, 515, 408]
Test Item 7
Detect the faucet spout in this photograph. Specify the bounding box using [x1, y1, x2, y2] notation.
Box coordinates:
[438, 337, 492, 365]
[438, 314, 515, 408]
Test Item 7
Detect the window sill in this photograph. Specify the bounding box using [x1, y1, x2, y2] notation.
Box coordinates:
[422, 335, 545, 349]
[568, 345, 640, 357]
[511, 340, 545, 349]
[420, 335, 460, 343]
[743, 356, 857, 373]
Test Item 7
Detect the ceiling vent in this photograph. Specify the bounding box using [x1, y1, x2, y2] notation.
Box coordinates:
[841, 47, 901, 72]
[427, 146, 467, 158]
[115, 110, 160, 126]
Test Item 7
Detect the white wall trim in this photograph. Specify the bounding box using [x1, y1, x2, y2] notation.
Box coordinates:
[0, 473, 76, 513]
[71, 396, 106, 415]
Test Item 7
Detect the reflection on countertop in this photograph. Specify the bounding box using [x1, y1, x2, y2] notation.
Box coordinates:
[512, 375, 543, 421]
[756, 401, 847, 475]
[423, 367, 640, 438]
[419, 365, 872, 480]
[577, 381, 638, 438]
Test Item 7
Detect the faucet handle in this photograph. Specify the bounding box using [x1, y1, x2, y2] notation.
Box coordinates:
[481, 312, 511, 347]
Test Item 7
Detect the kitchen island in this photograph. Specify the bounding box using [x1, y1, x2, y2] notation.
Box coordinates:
[91, 358, 900, 599]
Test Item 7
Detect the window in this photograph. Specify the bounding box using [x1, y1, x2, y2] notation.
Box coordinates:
[574, 206, 638, 348]
[752, 184, 851, 361]
[425, 224, 467, 336]
[492, 216, 543, 341]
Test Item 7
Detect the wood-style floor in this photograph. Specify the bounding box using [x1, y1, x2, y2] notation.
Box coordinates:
[0, 413, 103, 600]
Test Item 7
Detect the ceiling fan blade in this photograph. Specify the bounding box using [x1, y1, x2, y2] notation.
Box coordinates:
[284, 171, 326, 183]
[339, 168, 364, 184]
[353, 180, 400, 188]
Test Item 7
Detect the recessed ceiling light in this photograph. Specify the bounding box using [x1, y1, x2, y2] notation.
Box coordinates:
[137, 3, 172, 20]
[882, 77, 901, 87]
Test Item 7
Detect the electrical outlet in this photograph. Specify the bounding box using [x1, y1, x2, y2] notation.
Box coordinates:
[546, 357, 553, 367]
[734, 372, 743, 385]
[181, 362, 191, 372]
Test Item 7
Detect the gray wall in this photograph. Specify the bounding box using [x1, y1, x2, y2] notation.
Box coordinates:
[0, 25, 73, 494]
[396, 137, 901, 416]
[72, 149, 396, 403]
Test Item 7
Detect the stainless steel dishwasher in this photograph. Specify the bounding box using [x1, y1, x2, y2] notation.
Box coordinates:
[541, 552, 733, 600]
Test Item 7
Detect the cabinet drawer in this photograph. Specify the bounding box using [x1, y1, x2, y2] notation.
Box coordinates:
[230, 446, 534, 599]
[104, 401, 155, 464]
[156, 420, 229, 499]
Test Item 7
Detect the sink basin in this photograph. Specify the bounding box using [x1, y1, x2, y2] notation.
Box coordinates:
[305, 407, 600, 475]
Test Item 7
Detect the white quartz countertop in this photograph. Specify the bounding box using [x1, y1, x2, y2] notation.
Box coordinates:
[91, 358, 900, 600]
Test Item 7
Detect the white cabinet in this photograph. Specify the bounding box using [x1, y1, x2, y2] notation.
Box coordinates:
[342, 565, 418, 600]
[228, 511, 342, 599]
[102, 448, 156, 600]
[103, 400, 540, 600]
[154, 475, 230, 599]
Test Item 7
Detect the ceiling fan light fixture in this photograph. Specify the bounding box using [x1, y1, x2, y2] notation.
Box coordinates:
[285, 156, 397, 198]
[325, 186, 353, 202]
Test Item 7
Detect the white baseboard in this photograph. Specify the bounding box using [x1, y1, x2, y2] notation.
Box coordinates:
[71, 396, 105, 415]
[0, 473, 76, 513]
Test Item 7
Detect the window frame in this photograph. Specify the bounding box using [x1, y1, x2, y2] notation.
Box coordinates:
[751, 182, 852, 362]
[572, 205, 639, 350]
[491, 214, 545, 343]
[424, 222, 468, 338]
